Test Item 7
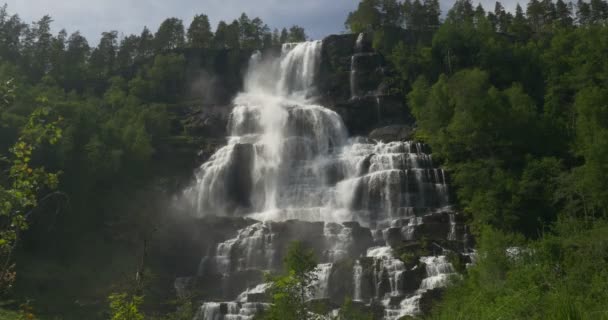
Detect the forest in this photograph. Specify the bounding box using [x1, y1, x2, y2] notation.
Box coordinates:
[1, 0, 608, 319]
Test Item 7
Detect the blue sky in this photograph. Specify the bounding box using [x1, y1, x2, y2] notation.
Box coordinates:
[4, 0, 526, 43]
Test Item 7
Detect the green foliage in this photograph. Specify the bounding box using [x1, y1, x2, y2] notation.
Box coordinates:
[187, 14, 213, 48]
[108, 293, 144, 320]
[0, 82, 62, 294]
[431, 222, 608, 320]
[261, 241, 319, 320]
[336, 297, 373, 320]
[345, 0, 382, 33]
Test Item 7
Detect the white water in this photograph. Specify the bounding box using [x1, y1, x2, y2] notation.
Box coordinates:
[419, 256, 456, 290]
[384, 255, 457, 320]
[353, 260, 363, 301]
[366, 246, 406, 298]
[213, 222, 275, 274]
[312, 263, 333, 299]
[182, 41, 450, 227]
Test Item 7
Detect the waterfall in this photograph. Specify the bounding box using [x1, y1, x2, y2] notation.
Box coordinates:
[366, 246, 406, 298]
[350, 55, 357, 99]
[353, 260, 363, 301]
[182, 40, 449, 226]
[185, 40, 461, 320]
[384, 256, 457, 320]
[213, 222, 275, 274]
[324, 223, 357, 262]
[447, 213, 457, 241]
[355, 33, 365, 52]
[419, 256, 456, 290]
[312, 263, 333, 299]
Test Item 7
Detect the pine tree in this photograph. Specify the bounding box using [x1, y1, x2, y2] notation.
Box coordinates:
[187, 14, 213, 48]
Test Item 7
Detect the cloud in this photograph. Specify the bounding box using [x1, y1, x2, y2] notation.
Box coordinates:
[4, 0, 527, 44]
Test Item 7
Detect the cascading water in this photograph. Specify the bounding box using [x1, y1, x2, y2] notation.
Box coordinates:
[312, 263, 333, 299]
[183, 41, 450, 227]
[184, 40, 462, 320]
[366, 246, 406, 298]
[353, 260, 363, 301]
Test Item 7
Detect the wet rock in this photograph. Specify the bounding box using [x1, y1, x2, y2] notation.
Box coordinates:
[318, 34, 359, 105]
[344, 222, 375, 257]
[369, 125, 414, 142]
[182, 105, 232, 138]
[401, 267, 425, 293]
[225, 143, 255, 211]
[328, 259, 355, 305]
[418, 288, 444, 315]
[330, 95, 413, 135]
[222, 270, 265, 300]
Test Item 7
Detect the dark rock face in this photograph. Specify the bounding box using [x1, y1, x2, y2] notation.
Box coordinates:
[154, 216, 256, 278]
[226, 143, 255, 211]
[331, 95, 414, 136]
[317, 34, 414, 135]
[327, 259, 355, 305]
[182, 105, 231, 138]
[419, 288, 444, 314]
[401, 267, 425, 292]
[369, 125, 414, 142]
[318, 34, 359, 105]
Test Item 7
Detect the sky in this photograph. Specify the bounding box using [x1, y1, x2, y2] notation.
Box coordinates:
[4, 0, 527, 43]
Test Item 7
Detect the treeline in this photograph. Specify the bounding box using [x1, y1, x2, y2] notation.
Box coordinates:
[347, 0, 608, 33]
[0, 5, 306, 90]
[345, 0, 608, 318]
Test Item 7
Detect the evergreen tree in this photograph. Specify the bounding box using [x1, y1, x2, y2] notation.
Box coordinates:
[21, 15, 54, 81]
[272, 28, 281, 46]
[555, 0, 574, 27]
[527, 0, 545, 33]
[380, 0, 403, 27]
[262, 241, 318, 320]
[576, 0, 592, 25]
[287, 25, 307, 42]
[213, 20, 229, 48]
[447, 0, 475, 23]
[510, 3, 531, 41]
[226, 20, 241, 49]
[89, 31, 118, 85]
[187, 14, 213, 48]
[0, 6, 26, 62]
[137, 27, 155, 60]
[493, 2, 511, 32]
[423, 0, 441, 28]
[116, 34, 140, 76]
[280, 28, 289, 44]
[403, 0, 426, 30]
[345, 0, 382, 33]
[154, 18, 185, 51]
[590, 0, 608, 23]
